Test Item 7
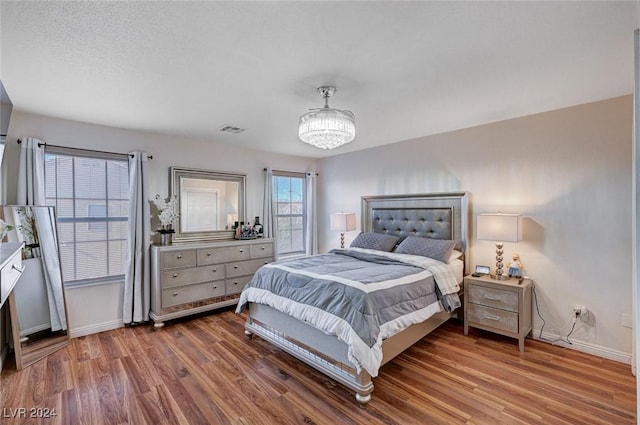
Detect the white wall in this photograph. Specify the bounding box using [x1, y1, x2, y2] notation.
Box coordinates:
[318, 96, 633, 361]
[2, 111, 317, 337]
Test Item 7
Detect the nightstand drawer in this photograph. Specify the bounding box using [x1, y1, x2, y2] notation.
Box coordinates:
[468, 284, 518, 312]
[467, 304, 518, 334]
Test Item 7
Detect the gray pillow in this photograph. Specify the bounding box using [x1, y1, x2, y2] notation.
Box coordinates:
[350, 232, 400, 252]
[395, 236, 456, 263]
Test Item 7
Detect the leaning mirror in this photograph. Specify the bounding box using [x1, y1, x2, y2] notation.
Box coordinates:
[170, 167, 246, 242]
[2, 205, 70, 370]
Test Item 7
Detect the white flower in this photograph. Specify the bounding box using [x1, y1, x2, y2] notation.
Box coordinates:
[0, 218, 14, 233]
[153, 194, 179, 227]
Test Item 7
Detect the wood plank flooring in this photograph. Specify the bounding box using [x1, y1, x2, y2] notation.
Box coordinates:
[1, 308, 635, 425]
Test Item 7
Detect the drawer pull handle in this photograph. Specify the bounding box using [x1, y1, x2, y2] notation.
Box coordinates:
[173, 273, 178, 278]
[12, 264, 25, 273]
[172, 292, 178, 297]
[177, 255, 183, 260]
[206, 252, 212, 256]
[234, 265, 238, 269]
[483, 294, 501, 301]
[483, 313, 501, 321]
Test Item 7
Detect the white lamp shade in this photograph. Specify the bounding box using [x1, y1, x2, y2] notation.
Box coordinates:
[330, 212, 356, 232]
[477, 213, 522, 242]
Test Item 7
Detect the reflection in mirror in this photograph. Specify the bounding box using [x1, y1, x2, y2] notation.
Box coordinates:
[170, 167, 246, 242]
[2, 205, 70, 369]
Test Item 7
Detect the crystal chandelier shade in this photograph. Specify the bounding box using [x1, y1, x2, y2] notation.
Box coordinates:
[298, 86, 356, 150]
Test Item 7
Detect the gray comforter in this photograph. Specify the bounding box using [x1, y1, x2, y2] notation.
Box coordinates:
[236, 248, 460, 376]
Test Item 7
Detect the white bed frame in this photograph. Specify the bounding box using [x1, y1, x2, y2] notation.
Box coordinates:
[244, 192, 469, 406]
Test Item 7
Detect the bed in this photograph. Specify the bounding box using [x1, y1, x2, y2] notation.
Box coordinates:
[236, 192, 469, 407]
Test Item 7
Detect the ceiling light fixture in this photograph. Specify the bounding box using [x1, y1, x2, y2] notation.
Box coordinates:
[298, 86, 355, 150]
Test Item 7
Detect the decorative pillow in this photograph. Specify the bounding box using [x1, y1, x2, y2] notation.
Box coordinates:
[350, 232, 400, 252]
[395, 236, 457, 263]
[447, 249, 463, 263]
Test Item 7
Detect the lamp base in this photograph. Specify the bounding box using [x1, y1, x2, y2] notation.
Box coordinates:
[490, 274, 510, 281]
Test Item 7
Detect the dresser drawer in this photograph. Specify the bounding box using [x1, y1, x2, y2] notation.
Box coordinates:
[226, 258, 271, 278]
[250, 242, 273, 259]
[226, 275, 254, 295]
[197, 245, 251, 265]
[160, 265, 224, 288]
[467, 304, 518, 334]
[162, 281, 225, 308]
[160, 249, 196, 269]
[468, 284, 518, 312]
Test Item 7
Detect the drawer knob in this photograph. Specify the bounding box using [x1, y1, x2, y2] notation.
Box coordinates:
[234, 281, 238, 285]
[206, 252, 212, 256]
[234, 265, 238, 269]
[213, 285, 218, 289]
[173, 273, 178, 278]
[239, 249, 244, 253]
[483, 294, 501, 301]
[177, 255, 183, 260]
[264, 261, 269, 264]
[172, 292, 178, 297]
[261, 246, 265, 250]
[212, 268, 217, 272]
[483, 313, 501, 321]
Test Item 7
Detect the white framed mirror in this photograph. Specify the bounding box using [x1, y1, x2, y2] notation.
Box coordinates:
[170, 167, 246, 242]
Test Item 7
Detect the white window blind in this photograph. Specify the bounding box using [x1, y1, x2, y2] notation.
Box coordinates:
[272, 171, 306, 256]
[44, 147, 129, 285]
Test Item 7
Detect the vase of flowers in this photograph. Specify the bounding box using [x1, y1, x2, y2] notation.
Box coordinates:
[0, 218, 14, 242]
[153, 194, 179, 245]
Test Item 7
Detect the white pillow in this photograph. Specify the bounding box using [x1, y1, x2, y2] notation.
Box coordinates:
[447, 250, 463, 264]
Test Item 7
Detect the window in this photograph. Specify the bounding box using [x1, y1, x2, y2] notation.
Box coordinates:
[272, 171, 306, 256]
[44, 147, 129, 285]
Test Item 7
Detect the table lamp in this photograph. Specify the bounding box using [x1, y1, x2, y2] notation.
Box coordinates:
[477, 213, 522, 280]
[330, 212, 356, 248]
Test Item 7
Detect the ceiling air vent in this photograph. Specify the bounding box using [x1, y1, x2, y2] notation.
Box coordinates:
[218, 125, 245, 134]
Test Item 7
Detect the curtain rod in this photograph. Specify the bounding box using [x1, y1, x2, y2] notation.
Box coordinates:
[17, 139, 153, 159]
[264, 167, 318, 176]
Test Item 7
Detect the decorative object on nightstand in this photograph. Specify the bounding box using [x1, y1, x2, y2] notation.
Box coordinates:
[508, 253, 523, 278]
[477, 213, 522, 280]
[463, 274, 532, 351]
[330, 212, 356, 248]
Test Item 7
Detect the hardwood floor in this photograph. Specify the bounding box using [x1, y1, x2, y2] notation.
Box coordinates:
[1, 308, 635, 425]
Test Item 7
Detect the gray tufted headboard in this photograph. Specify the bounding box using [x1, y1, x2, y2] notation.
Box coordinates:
[361, 192, 469, 272]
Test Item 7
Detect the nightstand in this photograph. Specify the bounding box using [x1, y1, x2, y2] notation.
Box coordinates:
[463, 274, 532, 351]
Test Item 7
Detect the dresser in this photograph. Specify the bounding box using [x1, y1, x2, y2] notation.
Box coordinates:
[463, 274, 532, 351]
[0, 242, 24, 309]
[150, 238, 274, 327]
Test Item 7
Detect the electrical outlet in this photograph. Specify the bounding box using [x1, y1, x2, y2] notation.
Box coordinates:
[573, 305, 588, 320]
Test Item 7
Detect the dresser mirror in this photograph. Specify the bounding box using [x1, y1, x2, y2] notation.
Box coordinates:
[170, 167, 246, 242]
[2, 205, 70, 369]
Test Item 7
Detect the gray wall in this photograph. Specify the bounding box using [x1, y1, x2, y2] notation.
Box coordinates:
[318, 95, 633, 360]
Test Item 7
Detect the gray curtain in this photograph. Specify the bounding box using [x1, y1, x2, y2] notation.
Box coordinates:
[263, 167, 275, 245]
[305, 172, 318, 255]
[17, 138, 66, 331]
[17, 138, 45, 205]
[123, 152, 151, 324]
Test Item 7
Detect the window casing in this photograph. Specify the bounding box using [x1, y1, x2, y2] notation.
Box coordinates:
[44, 147, 129, 286]
[272, 171, 306, 256]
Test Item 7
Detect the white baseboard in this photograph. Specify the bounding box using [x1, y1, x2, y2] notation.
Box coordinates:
[70, 319, 124, 338]
[533, 328, 632, 365]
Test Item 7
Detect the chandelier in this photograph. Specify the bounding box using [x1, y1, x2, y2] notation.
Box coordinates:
[298, 86, 356, 150]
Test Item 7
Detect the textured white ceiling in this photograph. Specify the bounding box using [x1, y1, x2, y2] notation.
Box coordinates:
[0, 1, 637, 158]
